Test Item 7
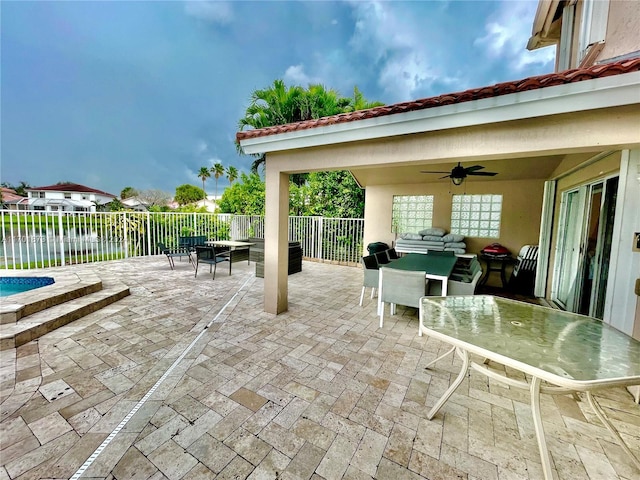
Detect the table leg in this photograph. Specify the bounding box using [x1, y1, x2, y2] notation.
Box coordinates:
[530, 377, 554, 480]
[586, 392, 640, 470]
[424, 346, 455, 369]
[427, 348, 469, 420]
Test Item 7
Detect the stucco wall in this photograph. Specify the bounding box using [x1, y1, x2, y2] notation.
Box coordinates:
[363, 179, 545, 284]
[599, 0, 640, 62]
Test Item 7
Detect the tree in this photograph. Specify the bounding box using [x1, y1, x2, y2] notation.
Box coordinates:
[238, 81, 350, 174]
[1, 181, 31, 196]
[138, 189, 172, 208]
[344, 86, 384, 112]
[174, 184, 205, 205]
[226, 165, 238, 184]
[107, 198, 125, 211]
[120, 186, 138, 199]
[305, 171, 364, 218]
[197, 167, 210, 199]
[210, 162, 225, 200]
[217, 172, 265, 215]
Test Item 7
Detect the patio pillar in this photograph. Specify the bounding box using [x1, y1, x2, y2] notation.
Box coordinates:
[264, 168, 289, 314]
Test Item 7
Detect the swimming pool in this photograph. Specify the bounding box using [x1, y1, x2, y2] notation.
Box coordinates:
[0, 277, 55, 297]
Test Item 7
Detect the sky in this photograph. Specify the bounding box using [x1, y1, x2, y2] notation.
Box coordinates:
[1, 0, 556, 198]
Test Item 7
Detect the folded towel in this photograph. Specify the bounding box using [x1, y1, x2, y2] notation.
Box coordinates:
[444, 242, 466, 249]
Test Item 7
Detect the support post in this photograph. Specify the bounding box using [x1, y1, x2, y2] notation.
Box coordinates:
[264, 167, 290, 314]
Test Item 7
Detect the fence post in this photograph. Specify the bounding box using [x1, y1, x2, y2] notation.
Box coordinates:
[123, 213, 129, 258]
[146, 212, 152, 256]
[318, 217, 324, 261]
[58, 210, 65, 266]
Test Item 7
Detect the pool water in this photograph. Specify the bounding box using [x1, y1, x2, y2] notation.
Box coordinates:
[0, 277, 55, 297]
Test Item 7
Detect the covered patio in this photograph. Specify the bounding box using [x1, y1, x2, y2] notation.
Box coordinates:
[1, 257, 638, 479]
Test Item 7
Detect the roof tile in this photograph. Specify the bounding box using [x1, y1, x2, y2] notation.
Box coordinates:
[236, 58, 640, 142]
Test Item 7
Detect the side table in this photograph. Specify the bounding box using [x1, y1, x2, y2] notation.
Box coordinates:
[479, 254, 515, 288]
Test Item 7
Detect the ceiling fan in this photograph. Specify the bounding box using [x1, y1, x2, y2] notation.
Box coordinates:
[420, 162, 498, 185]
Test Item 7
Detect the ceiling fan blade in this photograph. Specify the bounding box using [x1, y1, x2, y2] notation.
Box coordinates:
[439, 174, 452, 179]
[467, 171, 498, 176]
[465, 165, 486, 172]
[420, 170, 451, 174]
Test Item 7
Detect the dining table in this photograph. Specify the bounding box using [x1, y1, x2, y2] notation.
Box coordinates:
[384, 252, 458, 295]
[205, 240, 254, 274]
[418, 295, 640, 480]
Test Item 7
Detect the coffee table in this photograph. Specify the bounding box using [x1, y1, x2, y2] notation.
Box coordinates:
[418, 295, 640, 479]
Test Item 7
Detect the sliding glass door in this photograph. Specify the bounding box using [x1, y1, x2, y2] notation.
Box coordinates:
[552, 176, 618, 318]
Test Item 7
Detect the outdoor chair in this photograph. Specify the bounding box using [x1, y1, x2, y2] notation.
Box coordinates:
[379, 266, 428, 332]
[360, 255, 380, 306]
[194, 245, 230, 279]
[386, 248, 399, 260]
[374, 250, 391, 266]
[157, 242, 193, 270]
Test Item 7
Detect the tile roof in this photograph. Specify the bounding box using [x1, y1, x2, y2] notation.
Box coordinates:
[236, 58, 640, 142]
[28, 182, 116, 198]
[0, 187, 26, 203]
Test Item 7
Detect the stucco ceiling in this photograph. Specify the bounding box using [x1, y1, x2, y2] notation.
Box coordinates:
[350, 155, 565, 186]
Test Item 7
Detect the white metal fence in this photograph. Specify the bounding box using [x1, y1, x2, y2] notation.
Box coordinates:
[1, 210, 364, 270]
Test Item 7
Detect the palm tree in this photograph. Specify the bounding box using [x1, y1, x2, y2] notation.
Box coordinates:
[238, 80, 354, 174]
[344, 86, 385, 112]
[210, 163, 225, 201]
[226, 165, 238, 184]
[197, 167, 210, 200]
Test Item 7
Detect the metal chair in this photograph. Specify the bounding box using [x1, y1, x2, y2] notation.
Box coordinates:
[360, 255, 380, 306]
[157, 242, 193, 270]
[194, 245, 230, 279]
[379, 267, 428, 332]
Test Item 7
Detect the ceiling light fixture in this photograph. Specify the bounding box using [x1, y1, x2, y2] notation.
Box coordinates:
[451, 176, 464, 186]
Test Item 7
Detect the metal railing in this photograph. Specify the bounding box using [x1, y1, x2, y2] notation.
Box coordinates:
[1, 210, 364, 269]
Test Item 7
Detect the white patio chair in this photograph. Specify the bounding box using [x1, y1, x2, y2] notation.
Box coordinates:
[379, 267, 428, 332]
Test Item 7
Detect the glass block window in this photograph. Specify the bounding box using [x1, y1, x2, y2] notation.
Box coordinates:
[392, 195, 434, 233]
[451, 194, 502, 238]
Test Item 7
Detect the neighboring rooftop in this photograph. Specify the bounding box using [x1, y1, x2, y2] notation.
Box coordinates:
[27, 182, 116, 198]
[0, 187, 26, 203]
[236, 58, 640, 142]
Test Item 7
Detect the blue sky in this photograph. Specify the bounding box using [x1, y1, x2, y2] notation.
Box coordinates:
[1, 0, 555, 198]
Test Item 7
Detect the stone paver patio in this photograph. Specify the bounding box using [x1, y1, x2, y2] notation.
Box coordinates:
[1, 257, 639, 479]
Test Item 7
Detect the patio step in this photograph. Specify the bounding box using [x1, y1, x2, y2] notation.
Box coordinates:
[0, 280, 130, 351]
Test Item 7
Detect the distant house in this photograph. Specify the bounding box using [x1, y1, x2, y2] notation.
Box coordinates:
[121, 197, 149, 212]
[0, 187, 29, 211]
[26, 183, 116, 212]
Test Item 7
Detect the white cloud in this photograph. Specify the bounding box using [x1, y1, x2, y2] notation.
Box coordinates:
[284, 64, 322, 86]
[184, 1, 233, 24]
[194, 140, 208, 155]
[347, 1, 442, 101]
[474, 1, 555, 72]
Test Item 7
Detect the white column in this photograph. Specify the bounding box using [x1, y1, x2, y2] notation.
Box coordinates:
[264, 166, 290, 314]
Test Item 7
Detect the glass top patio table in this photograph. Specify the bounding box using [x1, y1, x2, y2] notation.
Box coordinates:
[419, 295, 640, 389]
[387, 253, 458, 277]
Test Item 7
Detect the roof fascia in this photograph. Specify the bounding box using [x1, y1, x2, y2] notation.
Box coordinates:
[240, 71, 640, 155]
[528, 0, 561, 50]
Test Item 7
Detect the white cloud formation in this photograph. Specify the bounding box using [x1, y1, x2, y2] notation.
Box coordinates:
[184, 1, 233, 24]
[347, 1, 441, 101]
[284, 64, 322, 86]
[474, 1, 555, 72]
